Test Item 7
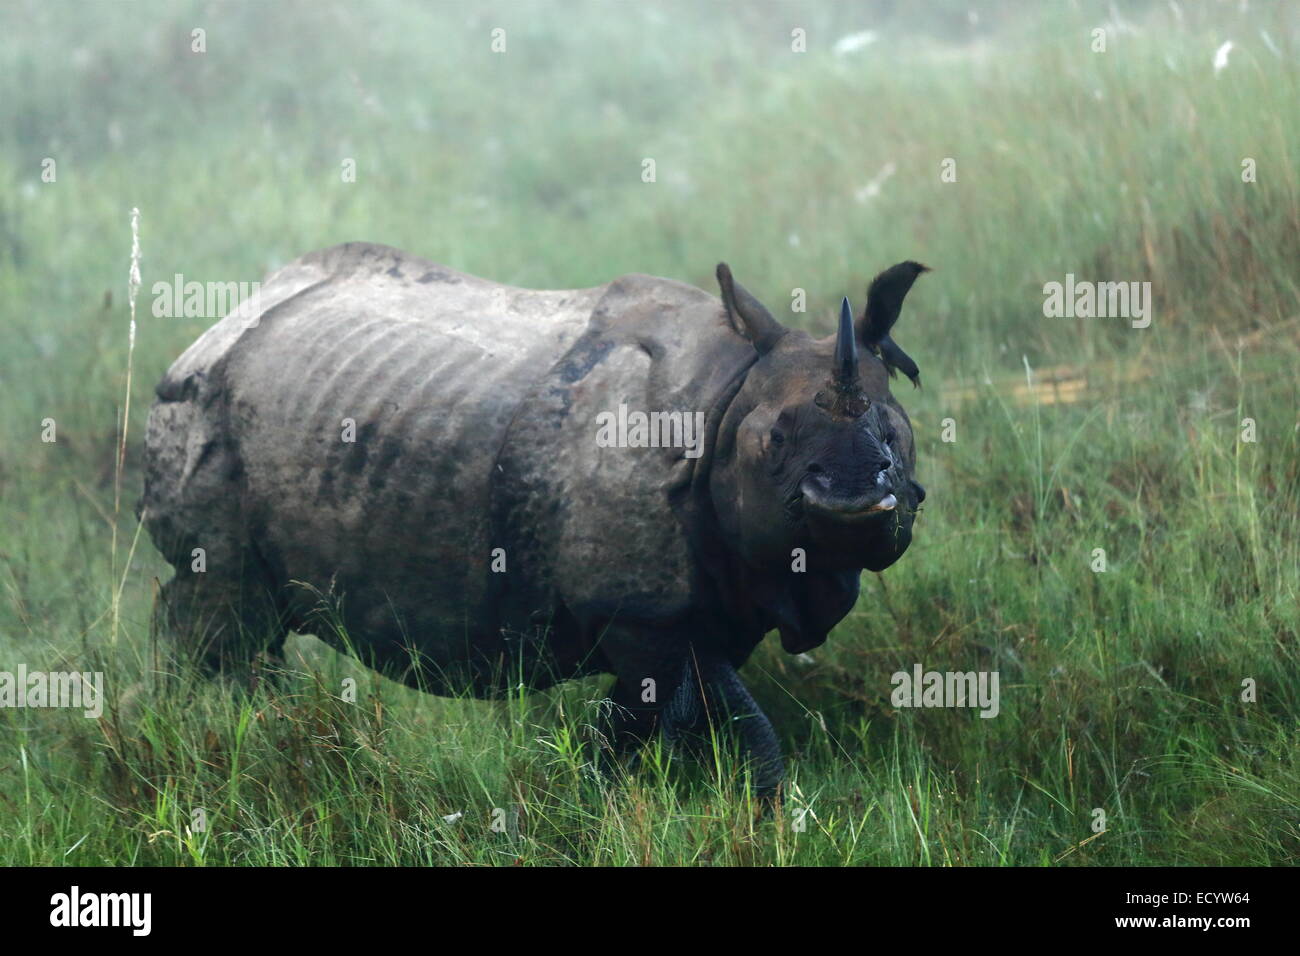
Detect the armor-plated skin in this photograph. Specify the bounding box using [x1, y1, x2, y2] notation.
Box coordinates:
[140, 241, 929, 793]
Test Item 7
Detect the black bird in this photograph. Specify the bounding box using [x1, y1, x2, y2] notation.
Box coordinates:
[858, 260, 928, 387]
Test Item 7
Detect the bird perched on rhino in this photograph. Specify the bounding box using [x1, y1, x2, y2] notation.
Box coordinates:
[138, 242, 930, 795]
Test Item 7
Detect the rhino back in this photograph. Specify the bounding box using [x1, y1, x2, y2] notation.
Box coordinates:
[156, 243, 602, 675]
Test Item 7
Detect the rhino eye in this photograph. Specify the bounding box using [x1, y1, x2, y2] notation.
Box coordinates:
[769, 428, 785, 446]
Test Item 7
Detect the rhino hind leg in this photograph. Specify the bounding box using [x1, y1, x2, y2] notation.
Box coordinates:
[154, 563, 288, 677]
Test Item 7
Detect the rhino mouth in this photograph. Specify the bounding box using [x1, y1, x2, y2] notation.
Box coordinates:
[799, 477, 898, 522]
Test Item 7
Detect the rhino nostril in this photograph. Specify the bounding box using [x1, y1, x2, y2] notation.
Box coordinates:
[806, 463, 823, 475]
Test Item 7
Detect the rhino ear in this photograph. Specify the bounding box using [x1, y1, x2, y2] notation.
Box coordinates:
[857, 260, 928, 387]
[716, 262, 787, 356]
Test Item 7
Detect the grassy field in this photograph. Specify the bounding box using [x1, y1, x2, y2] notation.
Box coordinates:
[1, 0, 1297, 865]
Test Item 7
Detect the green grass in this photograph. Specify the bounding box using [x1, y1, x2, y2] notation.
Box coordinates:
[1, 0, 1297, 865]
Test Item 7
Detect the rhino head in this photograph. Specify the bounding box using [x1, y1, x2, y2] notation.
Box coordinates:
[711, 261, 928, 580]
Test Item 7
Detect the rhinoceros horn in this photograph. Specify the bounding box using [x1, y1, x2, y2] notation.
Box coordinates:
[716, 262, 787, 355]
[833, 295, 858, 388]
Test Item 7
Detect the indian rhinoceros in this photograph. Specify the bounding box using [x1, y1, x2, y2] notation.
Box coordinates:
[139, 242, 929, 793]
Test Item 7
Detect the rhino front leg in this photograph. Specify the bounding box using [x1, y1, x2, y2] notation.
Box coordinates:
[591, 625, 709, 789]
[661, 649, 785, 797]
[593, 676, 663, 761]
[596, 629, 784, 796]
